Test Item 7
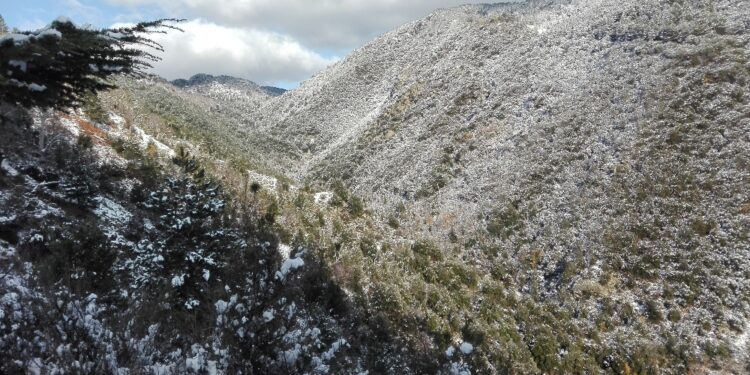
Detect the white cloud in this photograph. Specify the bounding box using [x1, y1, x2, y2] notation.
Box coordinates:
[105, 1, 525, 85]
[144, 19, 338, 85]
[108, 0, 507, 51]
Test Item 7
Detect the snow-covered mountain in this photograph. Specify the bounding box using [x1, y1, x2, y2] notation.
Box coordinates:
[172, 73, 285, 105]
[2, 0, 749, 373]
[236, 0, 750, 371]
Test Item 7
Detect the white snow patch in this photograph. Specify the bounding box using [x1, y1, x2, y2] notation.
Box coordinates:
[108, 112, 127, 128]
[9, 60, 28, 72]
[28, 83, 47, 92]
[314, 192, 334, 205]
[278, 243, 292, 260]
[8, 79, 46, 92]
[171, 275, 185, 287]
[58, 116, 81, 136]
[246, 170, 278, 192]
[107, 31, 125, 40]
[276, 257, 305, 280]
[445, 346, 455, 357]
[0, 34, 31, 45]
[448, 362, 472, 375]
[185, 344, 216, 373]
[0, 214, 16, 224]
[132, 126, 176, 158]
[322, 339, 347, 361]
[184, 299, 200, 310]
[0, 160, 19, 177]
[215, 300, 228, 314]
[93, 196, 133, 225]
[38, 28, 62, 39]
[27, 358, 43, 375]
[734, 322, 750, 357]
[279, 346, 301, 365]
[263, 309, 275, 322]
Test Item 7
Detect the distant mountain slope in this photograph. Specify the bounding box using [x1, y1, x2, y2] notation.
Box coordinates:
[97, 75, 300, 178]
[172, 73, 286, 102]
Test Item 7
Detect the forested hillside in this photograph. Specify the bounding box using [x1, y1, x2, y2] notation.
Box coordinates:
[2, 0, 750, 373]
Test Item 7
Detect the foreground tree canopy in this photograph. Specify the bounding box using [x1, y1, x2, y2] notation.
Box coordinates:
[0, 17, 181, 109]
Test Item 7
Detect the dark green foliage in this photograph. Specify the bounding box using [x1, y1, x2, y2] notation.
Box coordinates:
[667, 309, 682, 322]
[331, 180, 349, 205]
[138, 176, 231, 315]
[0, 18, 182, 109]
[646, 300, 664, 323]
[0, 15, 8, 35]
[77, 134, 93, 149]
[349, 195, 365, 217]
[692, 218, 715, 236]
[527, 325, 561, 372]
[0, 288, 119, 374]
[360, 236, 378, 258]
[330, 179, 366, 217]
[81, 92, 108, 124]
[250, 181, 261, 194]
[486, 204, 521, 239]
[387, 215, 400, 229]
[411, 240, 443, 270]
[22, 221, 116, 295]
[48, 142, 101, 207]
[297, 260, 350, 317]
[264, 201, 279, 224]
[172, 146, 205, 180]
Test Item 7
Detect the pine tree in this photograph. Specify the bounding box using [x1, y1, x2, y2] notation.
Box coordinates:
[0, 15, 8, 35]
[135, 176, 238, 315]
[0, 18, 181, 109]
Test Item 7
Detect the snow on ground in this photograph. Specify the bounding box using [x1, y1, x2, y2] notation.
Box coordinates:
[276, 257, 305, 280]
[57, 116, 81, 137]
[314, 192, 333, 205]
[445, 346, 455, 358]
[734, 321, 750, 359]
[1, 160, 20, 177]
[108, 113, 127, 128]
[448, 362, 472, 375]
[132, 126, 176, 158]
[106, 112, 176, 159]
[246, 170, 278, 192]
[93, 196, 133, 226]
[28, 198, 64, 219]
[0, 241, 16, 259]
[263, 309, 275, 322]
[278, 244, 292, 260]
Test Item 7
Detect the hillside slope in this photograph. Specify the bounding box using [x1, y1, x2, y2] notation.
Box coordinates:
[0, 107, 428, 373]
[3, 0, 748, 373]
[172, 73, 285, 109]
[236, 0, 750, 372]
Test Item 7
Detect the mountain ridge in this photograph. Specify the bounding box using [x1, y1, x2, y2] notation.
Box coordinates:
[171, 73, 287, 97]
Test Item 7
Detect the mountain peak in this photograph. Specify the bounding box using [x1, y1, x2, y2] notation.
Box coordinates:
[171, 74, 286, 97]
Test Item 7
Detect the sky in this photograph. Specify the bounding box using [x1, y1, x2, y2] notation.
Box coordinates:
[2, 0, 504, 89]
